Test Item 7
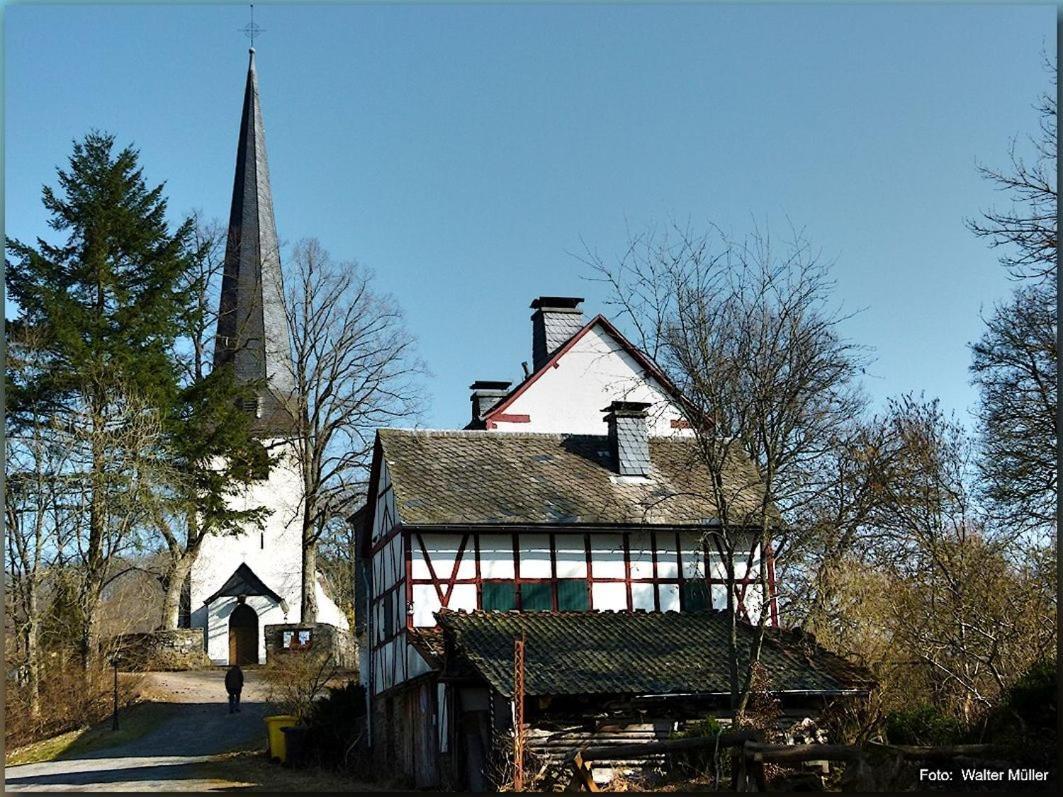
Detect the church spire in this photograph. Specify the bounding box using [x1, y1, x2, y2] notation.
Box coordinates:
[214, 48, 296, 435]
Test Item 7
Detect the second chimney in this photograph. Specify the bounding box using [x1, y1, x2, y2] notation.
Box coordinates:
[531, 296, 584, 371]
[470, 380, 512, 422]
[602, 401, 651, 477]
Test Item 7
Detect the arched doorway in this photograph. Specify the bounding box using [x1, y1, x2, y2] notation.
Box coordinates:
[228, 602, 259, 665]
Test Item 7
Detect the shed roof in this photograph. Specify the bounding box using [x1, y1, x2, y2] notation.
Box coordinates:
[438, 610, 873, 698]
[378, 429, 770, 528]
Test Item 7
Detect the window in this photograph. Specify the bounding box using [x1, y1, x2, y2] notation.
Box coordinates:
[682, 579, 710, 611]
[520, 583, 552, 611]
[557, 579, 589, 610]
[483, 581, 517, 611]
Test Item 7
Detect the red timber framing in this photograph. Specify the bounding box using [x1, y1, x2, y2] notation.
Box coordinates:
[404, 527, 775, 624]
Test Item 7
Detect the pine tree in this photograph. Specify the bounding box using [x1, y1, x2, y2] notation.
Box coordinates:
[5, 132, 268, 656]
[7, 132, 199, 665]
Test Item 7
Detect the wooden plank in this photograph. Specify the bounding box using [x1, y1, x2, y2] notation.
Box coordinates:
[745, 742, 861, 763]
[574, 730, 758, 762]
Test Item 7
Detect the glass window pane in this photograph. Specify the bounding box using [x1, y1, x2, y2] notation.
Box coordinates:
[483, 581, 516, 611]
[520, 582, 552, 611]
[682, 580, 710, 611]
[556, 579, 589, 611]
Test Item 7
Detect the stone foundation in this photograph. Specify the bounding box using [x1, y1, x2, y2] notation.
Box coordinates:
[111, 629, 210, 671]
[264, 622, 357, 671]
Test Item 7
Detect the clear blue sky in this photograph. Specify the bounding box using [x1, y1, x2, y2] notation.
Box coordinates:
[4, 2, 1054, 430]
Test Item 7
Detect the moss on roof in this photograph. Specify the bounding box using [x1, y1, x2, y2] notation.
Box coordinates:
[379, 429, 770, 527]
[438, 610, 873, 698]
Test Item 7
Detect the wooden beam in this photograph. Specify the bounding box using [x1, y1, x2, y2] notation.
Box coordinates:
[572, 730, 759, 762]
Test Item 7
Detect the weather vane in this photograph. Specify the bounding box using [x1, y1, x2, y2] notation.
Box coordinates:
[241, 2, 265, 49]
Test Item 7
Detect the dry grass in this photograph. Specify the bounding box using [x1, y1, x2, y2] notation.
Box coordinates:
[5, 700, 176, 766]
[4, 663, 145, 752]
[199, 749, 391, 791]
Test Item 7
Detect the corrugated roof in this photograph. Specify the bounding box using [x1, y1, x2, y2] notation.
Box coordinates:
[438, 610, 873, 698]
[379, 429, 768, 527]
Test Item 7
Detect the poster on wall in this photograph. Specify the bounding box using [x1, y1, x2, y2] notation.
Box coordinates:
[282, 629, 313, 651]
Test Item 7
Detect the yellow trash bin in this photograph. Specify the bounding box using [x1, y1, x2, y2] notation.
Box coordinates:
[264, 715, 297, 762]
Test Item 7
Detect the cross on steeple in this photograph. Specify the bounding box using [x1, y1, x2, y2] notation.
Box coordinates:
[241, 3, 265, 49]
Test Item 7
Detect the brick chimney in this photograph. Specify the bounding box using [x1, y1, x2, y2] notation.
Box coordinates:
[470, 380, 512, 423]
[530, 296, 584, 371]
[602, 401, 651, 477]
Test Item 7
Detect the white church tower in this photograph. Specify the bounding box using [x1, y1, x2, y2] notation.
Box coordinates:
[189, 48, 347, 665]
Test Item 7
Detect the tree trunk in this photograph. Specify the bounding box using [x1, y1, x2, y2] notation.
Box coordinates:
[162, 551, 196, 630]
[302, 538, 319, 623]
[24, 612, 41, 718]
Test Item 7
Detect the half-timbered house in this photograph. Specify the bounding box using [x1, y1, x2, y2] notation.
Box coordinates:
[356, 297, 869, 788]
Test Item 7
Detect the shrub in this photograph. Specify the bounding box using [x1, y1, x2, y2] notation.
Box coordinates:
[261, 650, 339, 723]
[1004, 657, 1056, 731]
[304, 681, 369, 771]
[884, 705, 965, 746]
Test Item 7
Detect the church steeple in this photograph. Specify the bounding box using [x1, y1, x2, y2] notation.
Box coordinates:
[214, 48, 296, 435]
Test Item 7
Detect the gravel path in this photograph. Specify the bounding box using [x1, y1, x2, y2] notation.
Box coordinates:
[4, 669, 277, 792]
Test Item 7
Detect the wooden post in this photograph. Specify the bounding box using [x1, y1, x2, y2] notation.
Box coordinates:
[513, 634, 525, 791]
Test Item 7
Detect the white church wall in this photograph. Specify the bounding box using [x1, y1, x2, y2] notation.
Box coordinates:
[190, 439, 348, 666]
[488, 324, 692, 437]
[203, 594, 285, 664]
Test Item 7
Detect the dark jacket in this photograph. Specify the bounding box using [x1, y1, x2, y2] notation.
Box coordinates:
[225, 665, 244, 694]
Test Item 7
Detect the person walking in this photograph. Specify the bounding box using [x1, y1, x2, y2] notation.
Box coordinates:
[225, 664, 244, 714]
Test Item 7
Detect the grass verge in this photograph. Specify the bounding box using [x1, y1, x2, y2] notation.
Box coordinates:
[5, 701, 179, 766]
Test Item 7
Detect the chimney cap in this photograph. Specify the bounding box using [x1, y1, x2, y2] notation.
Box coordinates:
[602, 400, 652, 416]
[470, 380, 512, 391]
[530, 296, 584, 311]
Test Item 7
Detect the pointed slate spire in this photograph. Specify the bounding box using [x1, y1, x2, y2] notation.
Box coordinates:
[214, 48, 296, 436]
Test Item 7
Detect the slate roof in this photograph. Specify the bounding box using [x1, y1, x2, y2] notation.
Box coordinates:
[203, 563, 283, 606]
[213, 49, 296, 436]
[378, 429, 770, 527]
[437, 610, 873, 698]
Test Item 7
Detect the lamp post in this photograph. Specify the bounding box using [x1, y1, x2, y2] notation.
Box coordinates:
[111, 657, 119, 731]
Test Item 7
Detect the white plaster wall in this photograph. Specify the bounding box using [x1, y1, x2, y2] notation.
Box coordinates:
[190, 438, 348, 666]
[491, 324, 692, 437]
[406, 531, 767, 619]
[197, 594, 285, 664]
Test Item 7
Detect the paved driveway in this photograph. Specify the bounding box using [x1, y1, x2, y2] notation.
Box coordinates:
[4, 670, 275, 792]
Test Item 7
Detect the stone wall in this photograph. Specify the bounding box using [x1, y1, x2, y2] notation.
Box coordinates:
[264, 622, 357, 671]
[111, 629, 210, 671]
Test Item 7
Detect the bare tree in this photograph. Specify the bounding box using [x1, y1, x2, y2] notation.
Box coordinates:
[857, 396, 1055, 723]
[283, 239, 423, 622]
[967, 58, 1056, 284]
[970, 284, 1056, 534]
[585, 222, 868, 712]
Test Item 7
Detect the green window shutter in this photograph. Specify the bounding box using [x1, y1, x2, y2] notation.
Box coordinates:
[556, 579, 589, 611]
[682, 580, 710, 611]
[520, 583, 553, 611]
[483, 582, 517, 611]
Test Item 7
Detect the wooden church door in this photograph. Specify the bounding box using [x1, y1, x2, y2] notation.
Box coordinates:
[228, 603, 259, 665]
